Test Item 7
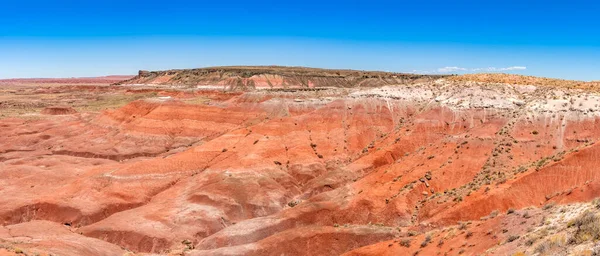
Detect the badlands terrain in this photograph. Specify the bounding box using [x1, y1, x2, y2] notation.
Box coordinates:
[1, 66, 600, 256]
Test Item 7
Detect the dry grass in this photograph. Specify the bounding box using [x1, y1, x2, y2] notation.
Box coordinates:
[449, 73, 600, 91]
[74, 92, 157, 112]
[180, 96, 211, 105]
[534, 234, 567, 254]
[568, 210, 600, 244]
[0, 84, 158, 118]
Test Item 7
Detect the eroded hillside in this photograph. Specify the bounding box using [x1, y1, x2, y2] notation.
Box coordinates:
[2, 71, 600, 256]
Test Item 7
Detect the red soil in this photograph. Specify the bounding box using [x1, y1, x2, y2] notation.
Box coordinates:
[2, 74, 600, 255]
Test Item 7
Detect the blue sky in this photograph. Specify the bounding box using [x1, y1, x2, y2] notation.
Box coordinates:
[0, 0, 599, 80]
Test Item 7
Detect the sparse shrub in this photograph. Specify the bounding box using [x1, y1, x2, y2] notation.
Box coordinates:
[506, 235, 520, 243]
[536, 158, 548, 169]
[534, 235, 565, 254]
[525, 237, 536, 246]
[400, 238, 412, 247]
[568, 210, 600, 244]
[287, 200, 299, 207]
[507, 208, 515, 214]
[543, 202, 555, 210]
[592, 245, 600, 256]
[465, 231, 473, 238]
[420, 235, 432, 248]
[532, 130, 539, 135]
[593, 198, 600, 209]
[182, 239, 193, 249]
[489, 210, 499, 218]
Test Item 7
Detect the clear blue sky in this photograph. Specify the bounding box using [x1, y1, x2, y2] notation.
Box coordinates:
[1, 0, 599, 80]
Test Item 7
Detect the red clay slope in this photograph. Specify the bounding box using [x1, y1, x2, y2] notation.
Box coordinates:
[2, 73, 600, 255]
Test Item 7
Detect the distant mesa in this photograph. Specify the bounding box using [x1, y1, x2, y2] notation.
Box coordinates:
[119, 66, 600, 91]
[138, 70, 152, 77]
[0, 75, 134, 85]
[117, 65, 448, 89]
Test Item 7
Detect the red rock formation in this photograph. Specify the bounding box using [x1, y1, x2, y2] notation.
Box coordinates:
[2, 72, 600, 255]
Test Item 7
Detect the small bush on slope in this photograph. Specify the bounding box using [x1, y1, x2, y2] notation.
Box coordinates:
[568, 211, 600, 244]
